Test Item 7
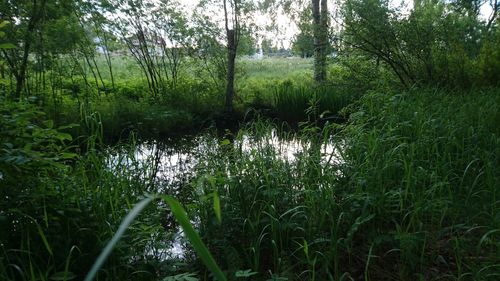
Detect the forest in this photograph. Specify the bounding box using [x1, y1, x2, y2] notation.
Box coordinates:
[0, 0, 499, 280]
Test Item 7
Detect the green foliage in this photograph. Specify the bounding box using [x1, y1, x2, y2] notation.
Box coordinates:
[84, 196, 155, 281]
[0, 21, 14, 49]
[2, 86, 500, 280]
[237, 27, 257, 56]
[341, 89, 500, 279]
[0, 99, 189, 281]
[0, 99, 84, 281]
[477, 29, 500, 86]
[291, 5, 314, 58]
[342, 0, 499, 89]
[190, 89, 500, 280]
[163, 273, 199, 281]
[0, 1, 499, 279]
[160, 195, 227, 281]
[0, 98, 76, 181]
[274, 81, 358, 122]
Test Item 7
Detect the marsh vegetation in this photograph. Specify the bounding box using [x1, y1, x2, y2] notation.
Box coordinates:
[1, 0, 499, 280]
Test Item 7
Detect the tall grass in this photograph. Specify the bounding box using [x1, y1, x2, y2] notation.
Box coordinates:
[0, 102, 190, 281]
[38, 58, 361, 140]
[274, 83, 357, 123]
[189, 89, 500, 280]
[2, 87, 499, 280]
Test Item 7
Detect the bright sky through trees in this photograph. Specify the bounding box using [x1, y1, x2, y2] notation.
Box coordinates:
[178, 0, 495, 49]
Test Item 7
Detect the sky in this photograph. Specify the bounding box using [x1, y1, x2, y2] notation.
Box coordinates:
[106, 0, 495, 49]
[177, 0, 496, 49]
[179, 0, 301, 48]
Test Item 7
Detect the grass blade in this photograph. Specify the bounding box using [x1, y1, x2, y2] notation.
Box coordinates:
[83, 196, 154, 281]
[213, 191, 222, 224]
[161, 195, 227, 281]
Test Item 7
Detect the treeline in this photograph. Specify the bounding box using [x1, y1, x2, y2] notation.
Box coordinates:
[342, 0, 500, 89]
[1, 0, 498, 107]
[290, 0, 500, 89]
[0, 0, 259, 111]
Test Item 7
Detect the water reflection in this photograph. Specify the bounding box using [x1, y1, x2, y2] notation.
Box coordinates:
[106, 129, 344, 260]
[238, 129, 343, 165]
[106, 129, 343, 187]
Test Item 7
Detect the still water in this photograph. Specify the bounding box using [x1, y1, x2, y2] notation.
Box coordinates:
[105, 129, 343, 259]
[106, 129, 342, 186]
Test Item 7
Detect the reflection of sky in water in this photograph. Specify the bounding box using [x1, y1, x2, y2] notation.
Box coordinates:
[107, 130, 342, 188]
[107, 130, 343, 185]
[106, 130, 343, 260]
[238, 129, 343, 165]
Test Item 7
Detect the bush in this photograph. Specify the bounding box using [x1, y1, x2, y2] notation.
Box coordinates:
[343, 0, 499, 89]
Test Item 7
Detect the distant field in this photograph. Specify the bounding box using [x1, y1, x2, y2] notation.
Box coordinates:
[92, 55, 313, 83]
[238, 57, 313, 80]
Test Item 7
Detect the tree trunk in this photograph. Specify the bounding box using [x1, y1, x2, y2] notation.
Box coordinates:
[14, 33, 33, 100]
[12, 0, 47, 100]
[312, 0, 328, 83]
[225, 29, 236, 113]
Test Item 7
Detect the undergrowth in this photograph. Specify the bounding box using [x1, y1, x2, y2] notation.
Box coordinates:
[1, 88, 499, 280]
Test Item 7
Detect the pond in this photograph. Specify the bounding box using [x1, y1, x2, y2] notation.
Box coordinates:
[105, 128, 344, 260]
[106, 129, 343, 186]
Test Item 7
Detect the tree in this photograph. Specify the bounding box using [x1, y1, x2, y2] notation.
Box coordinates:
[312, 0, 329, 82]
[191, 13, 227, 88]
[259, 0, 330, 81]
[292, 5, 314, 58]
[197, 0, 254, 112]
[237, 27, 257, 56]
[79, 1, 119, 90]
[0, 0, 48, 99]
[109, 0, 191, 96]
[0, 0, 83, 99]
[222, 0, 240, 113]
[261, 38, 274, 55]
[0, 21, 15, 96]
[342, 0, 493, 89]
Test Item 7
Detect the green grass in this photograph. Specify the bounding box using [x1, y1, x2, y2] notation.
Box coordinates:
[238, 57, 313, 80]
[0, 101, 189, 280]
[188, 89, 500, 280]
[3, 55, 499, 280]
[39, 56, 358, 141]
[338, 88, 500, 280]
[2, 87, 500, 280]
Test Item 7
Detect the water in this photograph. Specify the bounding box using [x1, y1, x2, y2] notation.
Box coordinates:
[107, 129, 342, 186]
[105, 129, 343, 260]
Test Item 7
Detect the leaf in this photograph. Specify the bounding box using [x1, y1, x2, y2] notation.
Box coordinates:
[83, 197, 154, 281]
[163, 272, 199, 281]
[43, 120, 54, 128]
[347, 214, 375, 243]
[60, 153, 78, 159]
[161, 195, 227, 281]
[56, 133, 73, 142]
[235, 269, 258, 278]
[0, 43, 16, 49]
[35, 222, 53, 256]
[58, 123, 79, 130]
[83, 195, 227, 281]
[303, 239, 309, 259]
[213, 191, 221, 224]
[49, 271, 77, 280]
[478, 229, 500, 247]
[0, 21, 9, 28]
[220, 139, 231, 146]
